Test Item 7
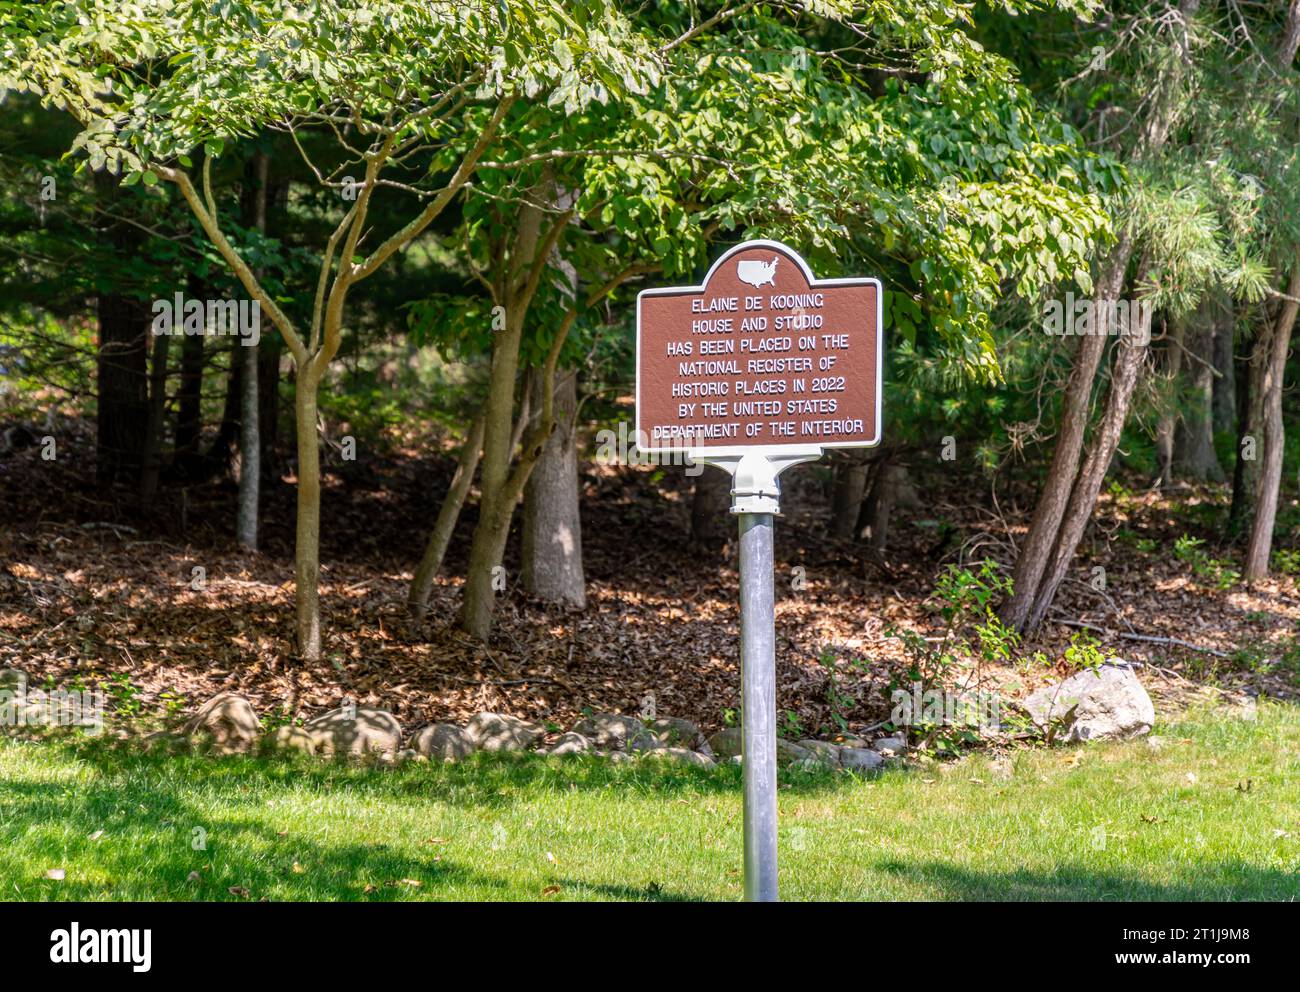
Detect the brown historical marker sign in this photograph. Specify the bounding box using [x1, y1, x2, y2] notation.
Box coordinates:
[636, 240, 882, 454]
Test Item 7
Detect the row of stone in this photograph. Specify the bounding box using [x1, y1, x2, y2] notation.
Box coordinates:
[179, 693, 906, 770]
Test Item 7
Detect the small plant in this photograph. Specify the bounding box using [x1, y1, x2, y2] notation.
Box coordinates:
[779, 709, 805, 740]
[103, 673, 141, 718]
[1173, 534, 1240, 590]
[158, 690, 188, 725]
[815, 649, 872, 736]
[1274, 548, 1300, 576]
[887, 560, 1019, 756]
[1063, 631, 1106, 673]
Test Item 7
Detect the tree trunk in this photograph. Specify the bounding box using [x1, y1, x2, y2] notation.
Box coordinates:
[175, 273, 206, 467]
[1229, 310, 1270, 537]
[139, 330, 170, 505]
[408, 410, 486, 622]
[1154, 317, 1184, 488]
[1243, 264, 1300, 581]
[866, 461, 902, 552]
[521, 369, 586, 607]
[999, 236, 1130, 628]
[94, 172, 149, 484]
[458, 191, 548, 641]
[236, 150, 267, 551]
[1000, 0, 1200, 631]
[1172, 298, 1225, 482]
[1211, 298, 1236, 438]
[459, 297, 530, 640]
[691, 465, 731, 544]
[830, 451, 869, 540]
[1025, 296, 1155, 631]
[293, 372, 322, 660]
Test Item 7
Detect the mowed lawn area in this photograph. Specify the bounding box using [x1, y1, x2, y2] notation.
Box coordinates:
[2, 703, 1297, 902]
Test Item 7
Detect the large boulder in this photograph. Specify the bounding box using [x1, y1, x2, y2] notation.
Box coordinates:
[838, 747, 885, 771]
[183, 692, 261, 755]
[648, 716, 707, 749]
[411, 723, 475, 762]
[465, 711, 545, 752]
[797, 740, 842, 767]
[776, 740, 814, 767]
[704, 729, 813, 767]
[305, 706, 402, 759]
[1024, 664, 1155, 742]
[571, 713, 644, 750]
[548, 732, 591, 756]
[267, 725, 316, 756]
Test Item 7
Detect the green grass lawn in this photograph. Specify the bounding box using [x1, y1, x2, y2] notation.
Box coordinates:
[2, 702, 1297, 901]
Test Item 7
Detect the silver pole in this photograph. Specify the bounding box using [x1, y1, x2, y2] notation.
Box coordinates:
[738, 511, 778, 902]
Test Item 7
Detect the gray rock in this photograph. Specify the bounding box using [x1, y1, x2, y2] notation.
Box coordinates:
[707, 727, 743, 759]
[872, 736, 907, 757]
[548, 732, 591, 756]
[571, 712, 645, 750]
[267, 725, 316, 755]
[704, 730, 811, 766]
[396, 748, 427, 764]
[648, 716, 705, 748]
[183, 692, 261, 755]
[1024, 664, 1155, 742]
[305, 706, 402, 758]
[643, 747, 715, 768]
[465, 711, 544, 752]
[797, 740, 842, 767]
[776, 739, 814, 766]
[839, 747, 885, 771]
[627, 730, 664, 753]
[411, 723, 475, 762]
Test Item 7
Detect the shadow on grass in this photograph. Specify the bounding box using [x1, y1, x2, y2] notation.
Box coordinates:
[877, 860, 1300, 901]
[0, 734, 886, 901]
[1, 766, 696, 901]
[46, 733, 887, 809]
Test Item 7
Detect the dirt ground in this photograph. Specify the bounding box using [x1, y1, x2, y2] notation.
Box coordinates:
[1, 414, 1295, 741]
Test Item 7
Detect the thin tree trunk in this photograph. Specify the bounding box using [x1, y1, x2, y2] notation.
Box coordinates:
[830, 451, 869, 540]
[408, 410, 486, 621]
[866, 461, 902, 552]
[293, 373, 322, 659]
[1026, 296, 1155, 631]
[94, 171, 149, 484]
[522, 369, 586, 607]
[1211, 297, 1236, 437]
[1172, 298, 1225, 481]
[139, 330, 170, 505]
[999, 238, 1129, 628]
[459, 307, 530, 640]
[1000, 0, 1200, 631]
[1154, 318, 1184, 487]
[1242, 7, 1300, 577]
[175, 273, 206, 466]
[459, 192, 546, 641]
[1244, 265, 1300, 580]
[691, 465, 731, 544]
[236, 150, 268, 551]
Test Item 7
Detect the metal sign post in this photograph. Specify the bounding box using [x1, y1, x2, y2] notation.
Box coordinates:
[634, 241, 882, 902]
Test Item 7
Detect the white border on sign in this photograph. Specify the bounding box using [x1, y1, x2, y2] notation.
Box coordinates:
[634, 239, 884, 457]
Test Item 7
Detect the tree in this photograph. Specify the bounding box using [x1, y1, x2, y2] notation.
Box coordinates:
[3, 0, 668, 659]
